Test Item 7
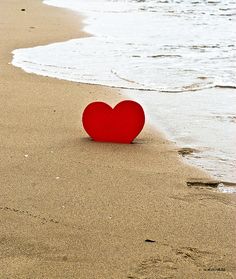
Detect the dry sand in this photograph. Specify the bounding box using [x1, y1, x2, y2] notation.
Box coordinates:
[0, 0, 235, 278]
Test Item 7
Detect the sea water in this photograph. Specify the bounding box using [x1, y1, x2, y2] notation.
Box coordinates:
[12, 0, 236, 190]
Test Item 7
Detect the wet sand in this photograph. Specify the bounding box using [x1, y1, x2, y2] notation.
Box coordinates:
[0, 0, 235, 278]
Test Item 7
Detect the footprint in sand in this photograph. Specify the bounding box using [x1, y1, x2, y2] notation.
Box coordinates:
[127, 245, 234, 279]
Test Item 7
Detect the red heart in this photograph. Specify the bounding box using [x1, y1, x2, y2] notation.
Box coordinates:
[82, 100, 145, 143]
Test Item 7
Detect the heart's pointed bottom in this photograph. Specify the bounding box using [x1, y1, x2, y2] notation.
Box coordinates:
[92, 138, 133, 144]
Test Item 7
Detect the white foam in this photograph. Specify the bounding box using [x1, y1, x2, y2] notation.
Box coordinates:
[13, 0, 236, 92]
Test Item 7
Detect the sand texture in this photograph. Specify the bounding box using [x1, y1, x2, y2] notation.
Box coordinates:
[0, 1, 235, 278]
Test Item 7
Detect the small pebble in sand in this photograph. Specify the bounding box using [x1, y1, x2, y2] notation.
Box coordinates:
[24, 154, 29, 158]
[21, 8, 26, 11]
[56, 176, 60, 180]
[145, 239, 156, 243]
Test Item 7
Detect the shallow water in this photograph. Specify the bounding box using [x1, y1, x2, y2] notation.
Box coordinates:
[12, 0, 236, 188]
[125, 87, 236, 185]
[14, 0, 236, 92]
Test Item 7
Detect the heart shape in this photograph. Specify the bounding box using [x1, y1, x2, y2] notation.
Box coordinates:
[82, 100, 145, 143]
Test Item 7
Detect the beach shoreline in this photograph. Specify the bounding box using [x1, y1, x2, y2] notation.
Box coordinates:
[0, 0, 235, 278]
[12, 0, 236, 184]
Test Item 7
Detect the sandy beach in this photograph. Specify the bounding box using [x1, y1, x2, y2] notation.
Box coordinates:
[0, 0, 235, 278]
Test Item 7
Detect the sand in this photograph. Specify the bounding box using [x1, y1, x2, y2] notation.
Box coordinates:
[0, 0, 235, 278]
